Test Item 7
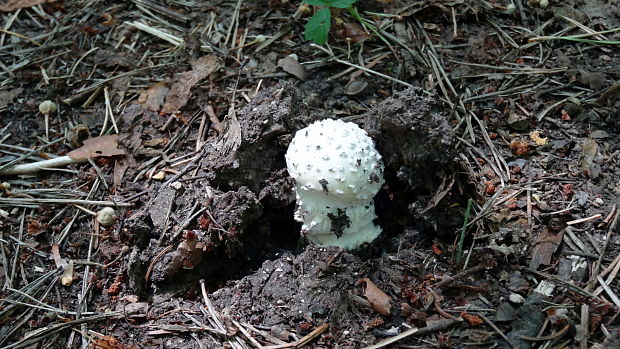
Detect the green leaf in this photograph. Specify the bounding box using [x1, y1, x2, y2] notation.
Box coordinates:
[304, 8, 331, 45]
[325, 0, 356, 8]
[303, 0, 356, 8]
[303, 0, 328, 6]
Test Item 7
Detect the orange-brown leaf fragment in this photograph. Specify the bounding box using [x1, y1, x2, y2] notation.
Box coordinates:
[91, 334, 138, 349]
[462, 312, 484, 326]
[67, 135, 126, 161]
[27, 220, 47, 235]
[358, 278, 392, 316]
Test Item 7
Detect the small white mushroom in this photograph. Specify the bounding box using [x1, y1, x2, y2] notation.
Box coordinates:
[96, 207, 116, 227]
[285, 119, 385, 250]
[38, 100, 57, 140]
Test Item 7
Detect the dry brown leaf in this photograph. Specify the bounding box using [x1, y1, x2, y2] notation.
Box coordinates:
[67, 134, 126, 161]
[138, 82, 169, 112]
[358, 278, 392, 316]
[278, 55, 308, 81]
[162, 55, 222, 114]
[529, 227, 564, 270]
[0, 0, 54, 12]
[341, 23, 370, 43]
[91, 334, 138, 349]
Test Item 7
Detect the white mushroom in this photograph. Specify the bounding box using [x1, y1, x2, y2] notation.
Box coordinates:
[285, 118, 384, 250]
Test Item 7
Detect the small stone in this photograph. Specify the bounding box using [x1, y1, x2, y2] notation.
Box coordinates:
[509, 293, 525, 303]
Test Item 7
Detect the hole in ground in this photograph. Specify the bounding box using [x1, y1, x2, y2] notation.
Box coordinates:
[155, 202, 300, 294]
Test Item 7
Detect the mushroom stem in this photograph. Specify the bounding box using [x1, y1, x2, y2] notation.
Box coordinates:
[45, 114, 49, 141]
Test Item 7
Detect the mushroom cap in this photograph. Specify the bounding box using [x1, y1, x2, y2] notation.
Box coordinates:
[96, 207, 116, 227]
[285, 118, 384, 204]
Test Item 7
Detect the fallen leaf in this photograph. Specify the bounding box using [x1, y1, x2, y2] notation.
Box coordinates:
[277, 55, 307, 81]
[341, 22, 370, 43]
[0, 88, 23, 109]
[67, 134, 126, 161]
[0, 0, 54, 12]
[529, 227, 564, 270]
[162, 55, 222, 114]
[138, 82, 169, 112]
[358, 278, 392, 316]
[91, 334, 138, 349]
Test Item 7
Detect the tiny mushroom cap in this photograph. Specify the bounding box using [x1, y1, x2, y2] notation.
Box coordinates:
[38, 100, 57, 116]
[96, 207, 116, 227]
[285, 118, 385, 250]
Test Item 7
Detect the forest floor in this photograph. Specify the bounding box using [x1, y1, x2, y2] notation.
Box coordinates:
[0, 0, 619, 348]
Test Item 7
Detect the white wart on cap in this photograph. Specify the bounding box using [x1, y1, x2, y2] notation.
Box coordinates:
[285, 118, 384, 250]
